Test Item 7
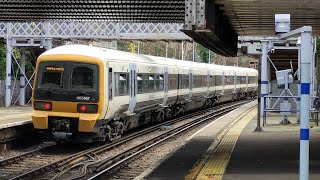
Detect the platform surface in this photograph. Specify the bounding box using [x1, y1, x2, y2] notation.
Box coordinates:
[0, 106, 32, 129]
[222, 115, 320, 180]
[145, 101, 257, 180]
[143, 101, 320, 180]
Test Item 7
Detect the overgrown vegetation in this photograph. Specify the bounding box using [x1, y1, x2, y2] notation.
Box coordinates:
[0, 43, 5, 80]
[0, 43, 34, 80]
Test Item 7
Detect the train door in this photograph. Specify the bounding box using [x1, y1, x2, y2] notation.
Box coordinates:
[162, 66, 169, 106]
[245, 72, 248, 92]
[211, 70, 216, 96]
[221, 71, 225, 95]
[128, 63, 137, 114]
[246, 72, 249, 90]
[188, 68, 193, 100]
[206, 70, 210, 97]
[233, 71, 237, 93]
[103, 64, 114, 120]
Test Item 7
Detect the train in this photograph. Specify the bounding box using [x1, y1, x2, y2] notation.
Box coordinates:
[32, 45, 258, 143]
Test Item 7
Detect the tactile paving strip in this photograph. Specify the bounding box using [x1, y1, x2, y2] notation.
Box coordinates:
[195, 108, 257, 180]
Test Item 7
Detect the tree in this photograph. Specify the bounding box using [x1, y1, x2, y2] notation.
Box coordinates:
[0, 43, 6, 80]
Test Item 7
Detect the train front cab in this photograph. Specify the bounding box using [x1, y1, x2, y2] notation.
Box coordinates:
[32, 54, 107, 143]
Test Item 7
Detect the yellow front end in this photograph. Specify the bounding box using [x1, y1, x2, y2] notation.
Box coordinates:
[32, 54, 105, 138]
[32, 102, 101, 132]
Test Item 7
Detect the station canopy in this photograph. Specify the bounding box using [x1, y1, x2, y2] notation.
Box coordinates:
[0, 0, 185, 22]
[216, 0, 320, 35]
[2, 0, 320, 36]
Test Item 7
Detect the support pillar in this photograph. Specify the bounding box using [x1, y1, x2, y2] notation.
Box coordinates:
[5, 37, 12, 107]
[19, 48, 26, 106]
[299, 29, 312, 180]
[255, 55, 262, 132]
[137, 41, 140, 54]
[192, 42, 195, 62]
[165, 42, 168, 58]
[260, 40, 269, 125]
[45, 38, 53, 50]
[297, 39, 301, 122]
[181, 41, 184, 60]
[208, 50, 211, 64]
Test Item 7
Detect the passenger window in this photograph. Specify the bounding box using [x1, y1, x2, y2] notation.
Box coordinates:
[142, 74, 149, 93]
[149, 75, 155, 92]
[137, 75, 143, 94]
[159, 75, 164, 91]
[115, 73, 129, 96]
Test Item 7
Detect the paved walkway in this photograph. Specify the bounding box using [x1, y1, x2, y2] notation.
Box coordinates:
[145, 101, 257, 180]
[223, 114, 320, 180]
[143, 102, 320, 180]
[0, 106, 32, 129]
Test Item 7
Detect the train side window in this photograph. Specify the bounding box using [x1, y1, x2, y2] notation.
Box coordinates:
[159, 75, 164, 91]
[215, 75, 222, 86]
[185, 74, 190, 89]
[154, 75, 159, 91]
[142, 74, 149, 93]
[149, 75, 155, 92]
[137, 75, 143, 94]
[210, 75, 215, 87]
[109, 68, 113, 100]
[241, 76, 246, 84]
[115, 73, 129, 96]
[169, 74, 177, 90]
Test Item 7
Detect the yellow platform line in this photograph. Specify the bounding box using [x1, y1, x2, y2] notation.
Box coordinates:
[195, 108, 257, 180]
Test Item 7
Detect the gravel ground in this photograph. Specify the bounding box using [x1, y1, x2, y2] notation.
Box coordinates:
[96, 115, 224, 180]
[0, 140, 54, 161]
[45, 111, 217, 180]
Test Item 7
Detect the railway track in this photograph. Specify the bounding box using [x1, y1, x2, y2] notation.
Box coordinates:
[0, 99, 252, 180]
[85, 100, 251, 180]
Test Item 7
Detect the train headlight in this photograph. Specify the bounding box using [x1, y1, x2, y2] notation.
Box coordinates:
[77, 104, 98, 113]
[34, 101, 52, 111]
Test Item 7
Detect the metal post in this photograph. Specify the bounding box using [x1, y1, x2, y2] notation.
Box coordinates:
[255, 55, 262, 131]
[166, 42, 168, 58]
[208, 50, 211, 64]
[310, 38, 316, 107]
[260, 40, 269, 124]
[299, 29, 312, 180]
[297, 38, 301, 122]
[45, 38, 53, 50]
[192, 42, 195, 62]
[19, 48, 26, 106]
[5, 34, 12, 107]
[137, 41, 140, 54]
[181, 41, 184, 60]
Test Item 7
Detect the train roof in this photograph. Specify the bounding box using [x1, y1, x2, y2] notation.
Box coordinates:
[40, 45, 257, 74]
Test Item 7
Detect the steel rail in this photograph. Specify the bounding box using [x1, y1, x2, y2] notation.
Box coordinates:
[87, 101, 249, 179]
[9, 99, 252, 180]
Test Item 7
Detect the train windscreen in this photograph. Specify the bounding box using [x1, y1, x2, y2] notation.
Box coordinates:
[34, 61, 99, 103]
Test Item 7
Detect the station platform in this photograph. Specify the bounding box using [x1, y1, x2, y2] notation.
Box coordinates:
[0, 106, 33, 149]
[0, 106, 32, 129]
[143, 101, 320, 180]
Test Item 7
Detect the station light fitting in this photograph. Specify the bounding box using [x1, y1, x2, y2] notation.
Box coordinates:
[275, 14, 290, 34]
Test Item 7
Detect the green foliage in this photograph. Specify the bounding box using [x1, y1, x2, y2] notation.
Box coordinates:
[317, 37, 320, 55]
[117, 41, 130, 52]
[0, 43, 34, 80]
[196, 43, 215, 63]
[0, 43, 6, 80]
